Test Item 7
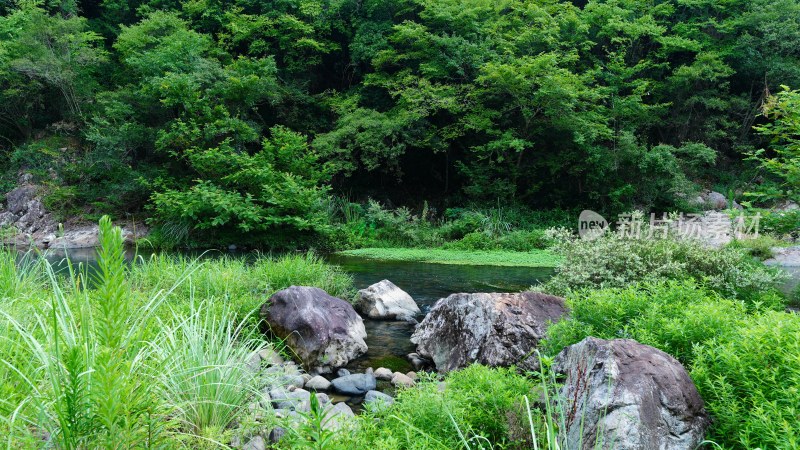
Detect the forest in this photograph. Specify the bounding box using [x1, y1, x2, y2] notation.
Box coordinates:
[0, 1, 799, 449]
[0, 0, 798, 247]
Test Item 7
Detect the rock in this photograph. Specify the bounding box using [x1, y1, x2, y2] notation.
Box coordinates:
[323, 402, 355, 431]
[411, 291, 567, 373]
[330, 373, 377, 396]
[261, 286, 368, 374]
[270, 388, 312, 412]
[305, 375, 332, 391]
[336, 368, 351, 377]
[391, 372, 415, 387]
[242, 436, 266, 450]
[364, 390, 394, 412]
[246, 352, 262, 373]
[374, 367, 393, 381]
[265, 364, 305, 388]
[704, 191, 728, 210]
[48, 225, 101, 249]
[776, 201, 800, 211]
[405, 371, 417, 381]
[258, 347, 285, 366]
[315, 392, 331, 405]
[407, 352, 429, 370]
[356, 279, 421, 321]
[765, 246, 800, 267]
[268, 428, 286, 444]
[553, 337, 710, 450]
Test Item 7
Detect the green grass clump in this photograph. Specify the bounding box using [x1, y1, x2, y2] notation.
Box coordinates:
[130, 251, 353, 321]
[691, 311, 800, 449]
[314, 365, 537, 450]
[336, 248, 561, 267]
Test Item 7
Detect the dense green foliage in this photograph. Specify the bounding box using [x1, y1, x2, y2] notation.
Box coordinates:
[0, 0, 798, 246]
[539, 229, 785, 301]
[541, 232, 798, 449]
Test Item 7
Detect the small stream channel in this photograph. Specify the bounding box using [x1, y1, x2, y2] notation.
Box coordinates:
[326, 254, 555, 372]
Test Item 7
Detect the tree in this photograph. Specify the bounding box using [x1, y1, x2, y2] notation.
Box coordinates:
[752, 87, 800, 202]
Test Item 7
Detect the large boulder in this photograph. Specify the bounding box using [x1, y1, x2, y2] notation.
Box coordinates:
[553, 337, 709, 450]
[356, 279, 420, 321]
[261, 286, 367, 374]
[410, 292, 567, 372]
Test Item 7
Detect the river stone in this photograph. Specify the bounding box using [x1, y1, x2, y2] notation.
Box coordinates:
[411, 291, 567, 373]
[356, 279, 421, 321]
[704, 191, 728, 210]
[374, 367, 393, 381]
[305, 375, 332, 391]
[391, 372, 415, 387]
[323, 402, 355, 431]
[270, 388, 311, 412]
[330, 373, 377, 396]
[553, 337, 710, 450]
[364, 390, 394, 412]
[242, 435, 266, 450]
[261, 286, 367, 374]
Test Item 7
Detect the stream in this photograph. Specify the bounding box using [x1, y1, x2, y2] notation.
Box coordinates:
[37, 247, 799, 373]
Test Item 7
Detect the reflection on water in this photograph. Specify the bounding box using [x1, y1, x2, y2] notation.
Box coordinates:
[325, 254, 555, 371]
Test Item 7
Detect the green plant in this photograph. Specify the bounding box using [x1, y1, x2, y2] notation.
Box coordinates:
[751, 86, 800, 203]
[543, 280, 765, 364]
[0, 216, 167, 447]
[540, 231, 786, 304]
[149, 299, 269, 437]
[691, 311, 800, 449]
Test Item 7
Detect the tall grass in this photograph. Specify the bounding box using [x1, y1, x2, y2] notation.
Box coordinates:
[150, 300, 270, 437]
[0, 217, 348, 447]
[0, 216, 164, 447]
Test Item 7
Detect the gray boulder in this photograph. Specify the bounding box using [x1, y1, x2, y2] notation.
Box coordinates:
[269, 388, 312, 412]
[261, 286, 367, 374]
[704, 191, 728, 210]
[356, 279, 420, 321]
[553, 337, 709, 450]
[364, 390, 394, 412]
[411, 291, 567, 372]
[242, 436, 266, 450]
[330, 373, 377, 396]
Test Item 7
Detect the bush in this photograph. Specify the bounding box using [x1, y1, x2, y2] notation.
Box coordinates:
[540, 232, 786, 304]
[149, 126, 331, 249]
[691, 311, 800, 449]
[543, 280, 764, 364]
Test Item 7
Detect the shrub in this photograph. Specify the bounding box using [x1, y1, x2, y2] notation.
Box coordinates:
[543, 280, 762, 364]
[540, 232, 786, 304]
[691, 311, 800, 449]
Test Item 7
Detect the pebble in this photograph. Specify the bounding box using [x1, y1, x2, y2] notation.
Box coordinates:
[391, 372, 415, 387]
